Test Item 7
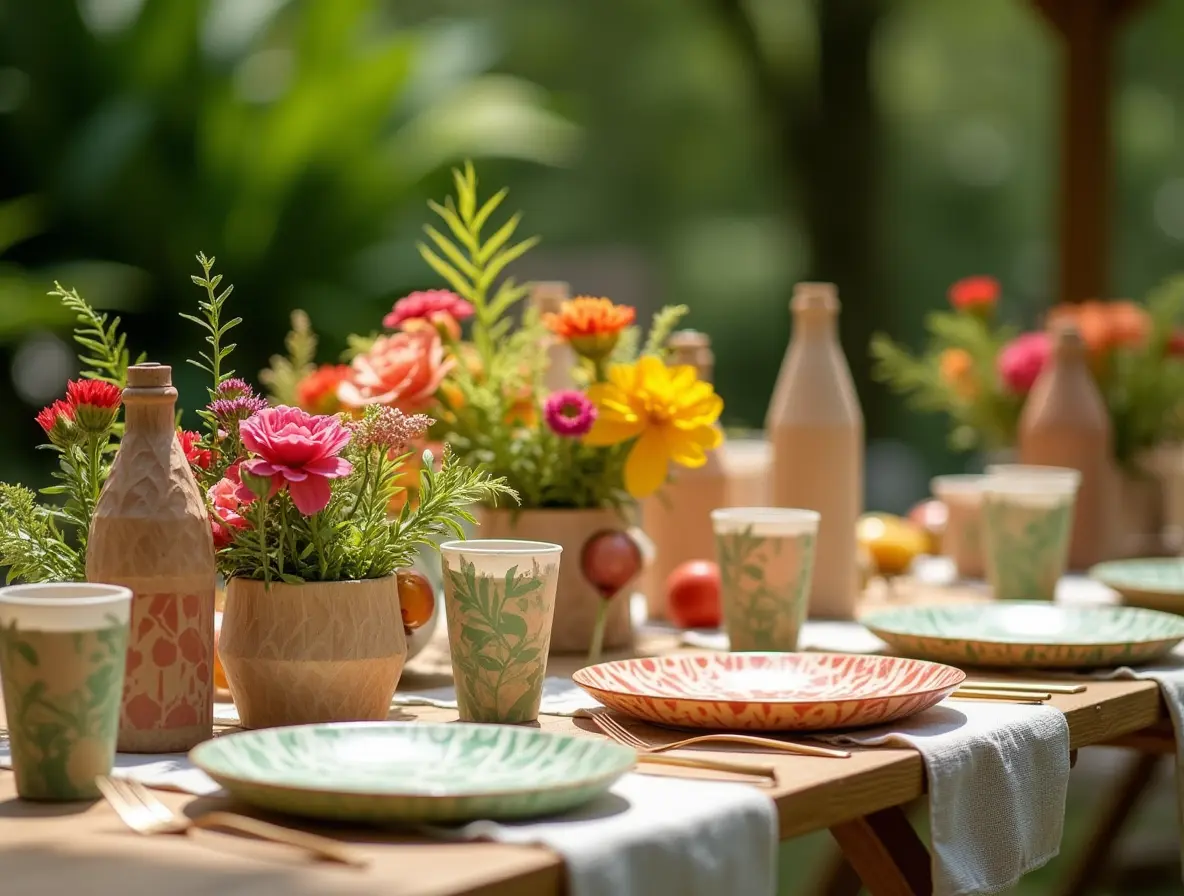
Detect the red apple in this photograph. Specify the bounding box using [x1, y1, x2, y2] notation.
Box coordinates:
[666, 560, 722, 629]
[581, 530, 643, 598]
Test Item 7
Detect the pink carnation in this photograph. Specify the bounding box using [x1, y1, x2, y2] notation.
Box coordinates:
[208, 462, 254, 548]
[997, 332, 1051, 394]
[383, 290, 474, 334]
[239, 406, 353, 516]
[544, 390, 597, 438]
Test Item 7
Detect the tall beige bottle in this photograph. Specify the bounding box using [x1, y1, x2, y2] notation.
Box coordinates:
[531, 282, 578, 393]
[1017, 323, 1117, 569]
[641, 331, 728, 621]
[767, 283, 863, 619]
[87, 364, 216, 753]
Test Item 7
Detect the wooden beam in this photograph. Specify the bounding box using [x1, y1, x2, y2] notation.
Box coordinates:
[1033, 0, 1150, 304]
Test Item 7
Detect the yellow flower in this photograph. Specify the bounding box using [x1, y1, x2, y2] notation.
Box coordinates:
[584, 355, 723, 498]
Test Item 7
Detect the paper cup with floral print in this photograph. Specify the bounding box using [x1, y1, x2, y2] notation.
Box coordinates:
[982, 468, 1080, 601]
[712, 508, 820, 652]
[0, 583, 132, 801]
[932, 474, 988, 580]
[440, 540, 562, 724]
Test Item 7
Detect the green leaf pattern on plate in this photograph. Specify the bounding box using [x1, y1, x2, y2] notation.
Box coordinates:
[443, 556, 556, 723]
[982, 499, 1072, 600]
[716, 525, 815, 651]
[189, 722, 635, 823]
[0, 615, 127, 800]
[862, 603, 1184, 668]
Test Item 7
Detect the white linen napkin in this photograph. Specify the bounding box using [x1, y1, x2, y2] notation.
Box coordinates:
[212, 677, 601, 725]
[817, 700, 1070, 896]
[0, 733, 775, 896]
[680, 620, 889, 655]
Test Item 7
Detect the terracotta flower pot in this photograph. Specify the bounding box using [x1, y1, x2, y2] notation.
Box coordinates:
[218, 576, 407, 729]
[476, 508, 647, 655]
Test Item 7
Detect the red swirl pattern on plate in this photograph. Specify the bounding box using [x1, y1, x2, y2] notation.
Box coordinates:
[122, 591, 214, 734]
[572, 652, 965, 731]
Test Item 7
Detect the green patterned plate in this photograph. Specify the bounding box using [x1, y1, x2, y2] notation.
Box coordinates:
[860, 603, 1184, 668]
[1089, 558, 1184, 614]
[189, 722, 635, 823]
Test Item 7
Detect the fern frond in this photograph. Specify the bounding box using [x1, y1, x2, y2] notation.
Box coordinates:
[259, 310, 319, 405]
[50, 283, 139, 387]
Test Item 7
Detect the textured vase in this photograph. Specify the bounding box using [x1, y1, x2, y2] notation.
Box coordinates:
[86, 363, 216, 753]
[475, 508, 645, 654]
[218, 576, 408, 729]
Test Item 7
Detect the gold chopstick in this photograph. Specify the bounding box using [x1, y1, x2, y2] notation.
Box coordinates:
[949, 688, 1049, 703]
[961, 681, 1086, 695]
[635, 752, 778, 782]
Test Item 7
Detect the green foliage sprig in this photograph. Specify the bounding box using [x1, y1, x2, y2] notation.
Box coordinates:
[259, 311, 317, 406]
[51, 283, 145, 388]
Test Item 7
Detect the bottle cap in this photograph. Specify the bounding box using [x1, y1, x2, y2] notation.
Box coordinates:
[668, 330, 714, 381]
[530, 282, 570, 314]
[126, 363, 173, 389]
[1051, 322, 1086, 356]
[791, 282, 840, 313]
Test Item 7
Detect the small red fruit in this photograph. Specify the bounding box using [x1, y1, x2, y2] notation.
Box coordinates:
[580, 530, 643, 598]
[666, 560, 722, 629]
[397, 569, 436, 632]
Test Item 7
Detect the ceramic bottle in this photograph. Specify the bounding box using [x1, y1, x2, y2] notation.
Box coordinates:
[641, 331, 728, 621]
[1017, 323, 1117, 568]
[766, 283, 863, 619]
[87, 364, 216, 753]
[531, 281, 578, 393]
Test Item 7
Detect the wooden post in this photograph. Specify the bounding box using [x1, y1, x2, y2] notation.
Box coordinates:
[1032, 0, 1149, 304]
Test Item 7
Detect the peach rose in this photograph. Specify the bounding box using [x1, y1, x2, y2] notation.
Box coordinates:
[338, 330, 454, 411]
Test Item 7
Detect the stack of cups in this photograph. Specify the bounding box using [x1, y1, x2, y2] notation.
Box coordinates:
[981, 465, 1081, 601]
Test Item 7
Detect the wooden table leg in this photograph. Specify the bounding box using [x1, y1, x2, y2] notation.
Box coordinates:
[830, 806, 933, 896]
[1056, 752, 1163, 896]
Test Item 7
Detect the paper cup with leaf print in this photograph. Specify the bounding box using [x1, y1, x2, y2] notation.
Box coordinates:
[440, 540, 562, 724]
[982, 468, 1080, 601]
[712, 508, 820, 652]
[0, 583, 132, 801]
[931, 474, 988, 580]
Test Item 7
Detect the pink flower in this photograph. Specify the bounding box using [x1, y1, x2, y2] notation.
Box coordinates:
[239, 406, 353, 515]
[383, 290, 474, 336]
[208, 462, 253, 548]
[543, 390, 598, 437]
[997, 332, 1051, 394]
[338, 330, 454, 411]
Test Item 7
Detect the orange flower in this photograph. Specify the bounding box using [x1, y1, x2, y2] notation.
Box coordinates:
[338, 330, 454, 411]
[543, 297, 635, 360]
[296, 364, 351, 415]
[1046, 300, 1150, 355]
[938, 348, 977, 400]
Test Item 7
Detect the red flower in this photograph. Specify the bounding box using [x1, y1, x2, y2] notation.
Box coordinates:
[178, 430, 212, 470]
[239, 406, 353, 515]
[1169, 331, 1184, 357]
[65, 378, 122, 433]
[35, 400, 78, 447]
[296, 364, 351, 415]
[208, 462, 254, 548]
[383, 290, 474, 339]
[949, 276, 999, 314]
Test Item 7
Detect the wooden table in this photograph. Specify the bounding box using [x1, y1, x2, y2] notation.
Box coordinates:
[0, 616, 1170, 896]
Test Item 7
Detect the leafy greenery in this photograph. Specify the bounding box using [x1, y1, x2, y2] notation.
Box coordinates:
[259, 311, 318, 407]
[51, 283, 145, 389]
[870, 312, 1021, 453]
[0, 483, 81, 584]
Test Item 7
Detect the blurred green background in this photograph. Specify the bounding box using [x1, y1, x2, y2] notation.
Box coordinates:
[5, 0, 1184, 512]
[3, 2, 1184, 891]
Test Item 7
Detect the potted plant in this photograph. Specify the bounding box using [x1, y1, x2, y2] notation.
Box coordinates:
[263, 164, 725, 656]
[176, 258, 513, 729]
[870, 275, 1184, 549]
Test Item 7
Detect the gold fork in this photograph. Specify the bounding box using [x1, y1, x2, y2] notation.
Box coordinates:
[95, 776, 368, 867]
[592, 710, 851, 760]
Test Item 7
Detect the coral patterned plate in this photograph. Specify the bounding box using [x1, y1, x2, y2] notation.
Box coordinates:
[571, 653, 965, 731]
[861, 602, 1184, 668]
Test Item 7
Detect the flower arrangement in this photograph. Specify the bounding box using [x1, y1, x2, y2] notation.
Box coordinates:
[181, 254, 514, 584]
[0, 255, 512, 589]
[264, 163, 725, 511]
[870, 275, 1184, 466]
